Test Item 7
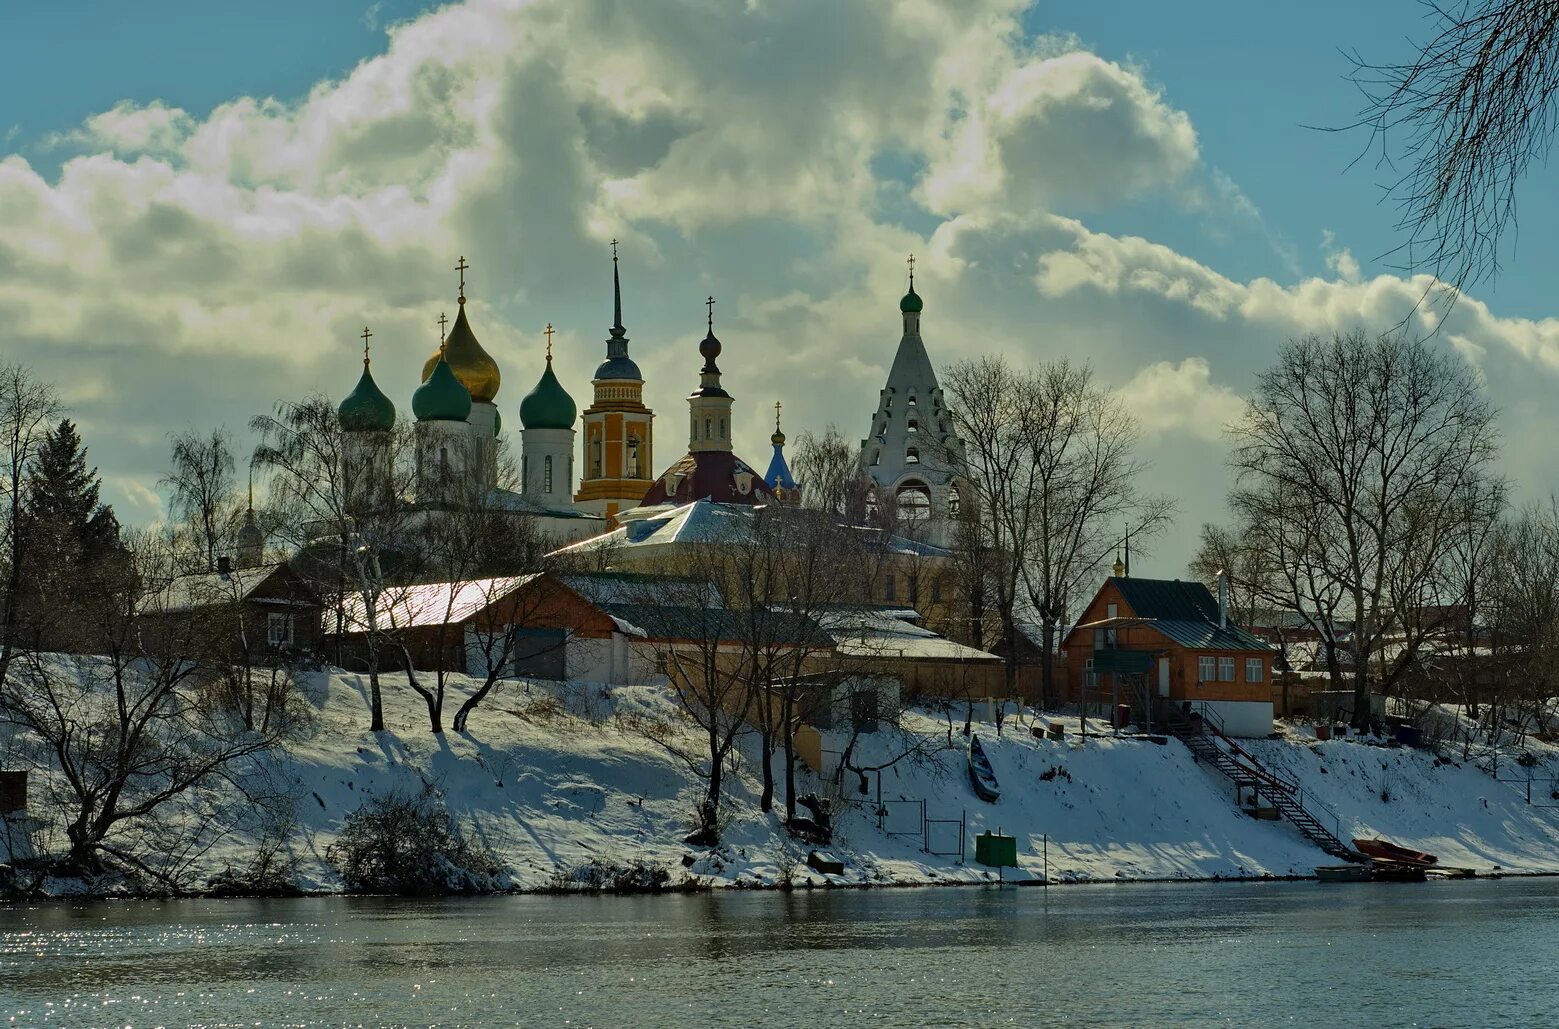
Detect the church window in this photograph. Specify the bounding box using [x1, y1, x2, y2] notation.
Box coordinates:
[544, 455, 554, 493]
[870, 449, 880, 467]
[691, 415, 698, 440]
[522, 456, 529, 491]
[948, 483, 962, 517]
[591, 439, 603, 478]
[705, 418, 712, 441]
[907, 418, 918, 433]
[896, 483, 931, 522]
[905, 446, 920, 464]
[628, 434, 641, 477]
[719, 418, 726, 439]
[930, 579, 942, 604]
[883, 573, 897, 602]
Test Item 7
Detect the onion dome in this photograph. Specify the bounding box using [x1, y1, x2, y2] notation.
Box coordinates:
[338, 362, 397, 433]
[421, 301, 501, 403]
[520, 360, 577, 430]
[413, 355, 473, 422]
[900, 286, 923, 313]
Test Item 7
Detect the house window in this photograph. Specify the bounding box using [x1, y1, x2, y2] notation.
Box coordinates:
[1198, 655, 1217, 682]
[884, 573, 897, 602]
[930, 580, 942, 604]
[1106, 603, 1118, 619]
[267, 613, 294, 647]
[1084, 657, 1098, 687]
[1245, 658, 1264, 683]
[1219, 657, 1236, 682]
[544, 455, 553, 493]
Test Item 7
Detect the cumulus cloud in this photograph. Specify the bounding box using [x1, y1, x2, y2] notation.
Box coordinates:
[8, 0, 1559, 573]
[1117, 358, 1244, 442]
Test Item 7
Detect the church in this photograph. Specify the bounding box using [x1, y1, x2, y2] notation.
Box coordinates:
[328, 249, 966, 552]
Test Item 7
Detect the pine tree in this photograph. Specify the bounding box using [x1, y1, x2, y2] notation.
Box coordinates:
[16, 420, 128, 645]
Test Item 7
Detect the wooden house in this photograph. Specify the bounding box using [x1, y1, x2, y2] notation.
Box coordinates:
[1060, 576, 1275, 737]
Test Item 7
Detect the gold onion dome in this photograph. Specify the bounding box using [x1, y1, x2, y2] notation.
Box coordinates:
[421, 301, 500, 403]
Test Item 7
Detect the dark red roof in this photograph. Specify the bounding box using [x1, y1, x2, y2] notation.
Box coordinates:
[639, 450, 775, 507]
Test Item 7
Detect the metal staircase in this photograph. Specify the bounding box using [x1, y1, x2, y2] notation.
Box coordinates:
[1162, 703, 1359, 862]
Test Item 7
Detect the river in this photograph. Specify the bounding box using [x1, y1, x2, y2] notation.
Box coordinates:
[3, 879, 1555, 1027]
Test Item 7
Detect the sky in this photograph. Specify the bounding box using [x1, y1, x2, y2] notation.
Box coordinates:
[6, 0, 1559, 577]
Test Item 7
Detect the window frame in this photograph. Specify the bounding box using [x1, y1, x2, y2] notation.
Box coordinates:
[1219, 656, 1236, 682]
[1197, 655, 1217, 682]
[1245, 657, 1264, 683]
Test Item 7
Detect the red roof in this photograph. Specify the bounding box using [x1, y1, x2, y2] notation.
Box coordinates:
[639, 450, 775, 507]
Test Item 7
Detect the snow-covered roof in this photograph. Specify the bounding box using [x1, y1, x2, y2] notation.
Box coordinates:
[142, 563, 302, 614]
[339, 574, 540, 631]
[551, 500, 947, 560]
[818, 606, 999, 663]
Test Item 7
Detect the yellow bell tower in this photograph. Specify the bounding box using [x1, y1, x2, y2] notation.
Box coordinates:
[574, 243, 654, 523]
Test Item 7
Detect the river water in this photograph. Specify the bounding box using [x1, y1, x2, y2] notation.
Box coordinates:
[3, 879, 1556, 1027]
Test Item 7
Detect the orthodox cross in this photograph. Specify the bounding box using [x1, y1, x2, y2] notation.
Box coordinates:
[705, 295, 716, 333]
[611, 238, 619, 261]
[907, 252, 915, 288]
[544, 322, 555, 360]
[455, 256, 469, 300]
[438, 311, 449, 355]
[360, 325, 372, 365]
[775, 400, 782, 433]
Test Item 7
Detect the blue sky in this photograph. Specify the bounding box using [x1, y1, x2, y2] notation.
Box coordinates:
[4, 0, 1559, 575]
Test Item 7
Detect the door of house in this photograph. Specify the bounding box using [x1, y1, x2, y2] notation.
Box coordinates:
[1157, 657, 1170, 698]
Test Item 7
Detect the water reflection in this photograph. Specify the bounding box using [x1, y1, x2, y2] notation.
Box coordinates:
[3, 880, 1557, 1027]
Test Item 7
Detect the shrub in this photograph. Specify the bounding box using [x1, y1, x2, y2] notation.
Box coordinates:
[326, 784, 504, 895]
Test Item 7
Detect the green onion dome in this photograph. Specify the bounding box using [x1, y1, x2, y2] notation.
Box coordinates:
[413, 356, 473, 422]
[899, 286, 923, 313]
[519, 358, 577, 430]
[338, 362, 397, 433]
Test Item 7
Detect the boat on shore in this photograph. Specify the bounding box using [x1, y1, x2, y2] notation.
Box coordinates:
[1315, 864, 1370, 883]
[1353, 838, 1438, 867]
[968, 734, 1001, 802]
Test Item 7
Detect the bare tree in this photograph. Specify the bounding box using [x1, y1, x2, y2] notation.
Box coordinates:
[941, 357, 1170, 707]
[1350, 0, 1559, 305]
[1, 530, 302, 883]
[163, 428, 238, 573]
[1229, 330, 1501, 727]
[252, 395, 416, 732]
[0, 364, 61, 687]
[792, 426, 871, 523]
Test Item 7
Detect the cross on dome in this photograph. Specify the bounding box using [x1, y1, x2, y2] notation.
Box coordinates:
[360, 325, 373, 366]
[706, 295, 716, 333]
[544, 322, 555, 361]
[456, 256, 470, 303]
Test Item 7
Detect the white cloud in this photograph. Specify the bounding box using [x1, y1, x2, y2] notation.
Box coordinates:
[1117, 358, 1243, 442]
[9, 0, 1559, 576]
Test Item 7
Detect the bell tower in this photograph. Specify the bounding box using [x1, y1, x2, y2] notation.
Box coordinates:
[574, 243, 655, 523]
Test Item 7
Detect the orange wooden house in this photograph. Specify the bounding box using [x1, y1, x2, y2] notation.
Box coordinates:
[1060, 576, 1275, 737]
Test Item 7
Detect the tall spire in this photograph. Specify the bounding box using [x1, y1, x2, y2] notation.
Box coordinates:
[766, 400, 797, 499]
[611, 239, 624, 338]
[594, 242, 641, 381]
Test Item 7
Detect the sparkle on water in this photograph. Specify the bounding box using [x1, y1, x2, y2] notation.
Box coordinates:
[3, 879, 1556, 1027]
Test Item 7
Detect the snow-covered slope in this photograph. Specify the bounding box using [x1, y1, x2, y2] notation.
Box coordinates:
[25, 670, 1559, 891]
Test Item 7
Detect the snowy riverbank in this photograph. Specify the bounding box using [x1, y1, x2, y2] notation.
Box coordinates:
[13, 669, 1559, 896]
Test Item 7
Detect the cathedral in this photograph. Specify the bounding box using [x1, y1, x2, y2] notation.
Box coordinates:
[330, 250, 964, 549]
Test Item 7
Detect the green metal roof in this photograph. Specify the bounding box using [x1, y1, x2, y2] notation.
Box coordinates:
[338, 364, 396, 432]
[519, 359, 577, 430]
[412, 357, 473, 422]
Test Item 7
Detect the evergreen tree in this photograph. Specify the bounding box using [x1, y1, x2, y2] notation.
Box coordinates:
[16, 420, 128, 646]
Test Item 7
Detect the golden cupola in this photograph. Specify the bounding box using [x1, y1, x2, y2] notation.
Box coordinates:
[420, 257, 500, 404]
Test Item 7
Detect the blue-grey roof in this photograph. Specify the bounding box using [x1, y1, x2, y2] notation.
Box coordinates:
[1148, 618, 1271, 652]
[1112, 576, 1271, 652]
[594, 355, 643, 381]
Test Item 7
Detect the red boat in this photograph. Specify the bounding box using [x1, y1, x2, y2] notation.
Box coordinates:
[1353, 838, 1438, 867]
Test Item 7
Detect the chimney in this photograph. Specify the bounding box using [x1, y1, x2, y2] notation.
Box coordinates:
[1216, 569, 1228, 630]
[217, 555, 232, 576]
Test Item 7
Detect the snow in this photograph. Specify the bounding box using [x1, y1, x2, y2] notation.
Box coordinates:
[14, 667, 1559, 893]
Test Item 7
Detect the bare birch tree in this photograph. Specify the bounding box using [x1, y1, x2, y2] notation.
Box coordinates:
[163, 428, 238, 573]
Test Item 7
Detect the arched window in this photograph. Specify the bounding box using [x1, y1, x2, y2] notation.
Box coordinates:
[544, 455, 554, 493]
[896, 481, 931, 522]
[719, 418, 726, 440]
[907, 418, 919, 433]
[591, 439, 603, 478]
[948, 482, 962, 518]
[905, 446, 920, 465]
[705, 418, 713, 441]
[628, 434, 641, 477]
[522, 455, 529, 491]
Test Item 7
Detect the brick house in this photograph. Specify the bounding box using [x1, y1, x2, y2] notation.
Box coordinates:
[1061, 576, 1275, 737]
